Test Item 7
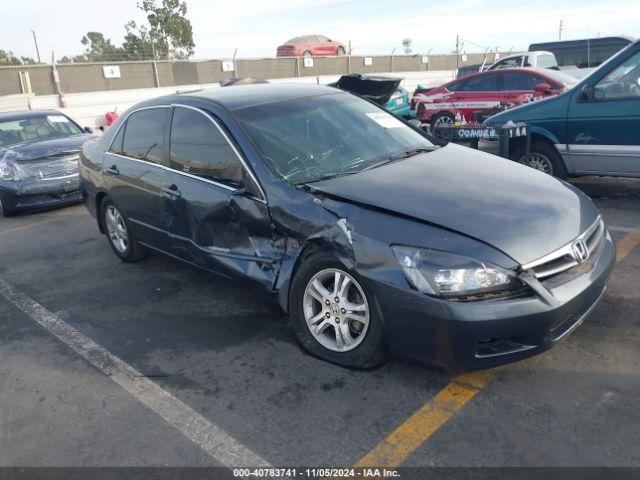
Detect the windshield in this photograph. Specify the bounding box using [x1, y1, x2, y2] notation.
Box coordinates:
[0, 114, 83, 148]
[235, 93, 435, 184]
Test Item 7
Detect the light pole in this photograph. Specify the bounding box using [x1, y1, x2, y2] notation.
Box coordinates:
[31, 30, 41, 63]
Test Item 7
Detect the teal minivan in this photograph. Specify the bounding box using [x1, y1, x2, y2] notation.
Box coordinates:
[480, 39, 640, 178]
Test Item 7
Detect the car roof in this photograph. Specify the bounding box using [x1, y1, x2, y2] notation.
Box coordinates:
[447, 67, 571, 86]
[0, 109, 64, 122]
[182, 83, 343, 110]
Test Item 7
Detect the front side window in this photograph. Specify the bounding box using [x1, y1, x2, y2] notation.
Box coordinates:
[594, 51, 640, 100]
[0, 114, 83, 148]
[501, 72, 545, 91]
[169, 107, 244, 187]
[456, 73, 498, 92]
[122, 108, 169, 164]
[235, 92, 436, 184]
[491, 56, 523, 70]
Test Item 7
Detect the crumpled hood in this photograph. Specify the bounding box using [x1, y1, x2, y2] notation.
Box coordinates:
[308, 143, 599, 265]
[335, 74, 402, 106]
[2, 134, 94, 162]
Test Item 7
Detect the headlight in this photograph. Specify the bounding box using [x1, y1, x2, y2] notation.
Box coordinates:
[0, 153, 17, 180]
[391, 246, 521, 299]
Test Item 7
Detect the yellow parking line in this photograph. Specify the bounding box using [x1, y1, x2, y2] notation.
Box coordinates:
[356, 224, 640, 468]
[615, 229, 640, 262]
[355, 370, 496, 468]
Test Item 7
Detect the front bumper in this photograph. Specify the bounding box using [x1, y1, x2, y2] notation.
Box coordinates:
[0, 175, 82, 213]
[368, 231, 616, 370]
[478, 138, 500, 156]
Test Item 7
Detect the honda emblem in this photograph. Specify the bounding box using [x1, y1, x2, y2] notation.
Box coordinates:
[571, 240, 589, 264]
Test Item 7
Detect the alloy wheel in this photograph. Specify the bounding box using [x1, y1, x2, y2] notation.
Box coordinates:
[302, 268, 370, 352]
[105, 205, 129, 254]
[519, 152, 553, 175]
[433, 115, 454, 127]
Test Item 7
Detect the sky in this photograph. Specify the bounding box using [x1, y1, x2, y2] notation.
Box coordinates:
[1, 0, 638, 60]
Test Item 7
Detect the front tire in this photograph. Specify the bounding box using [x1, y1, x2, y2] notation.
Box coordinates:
[289, 252, 387, 368]
[0, 195, 13, 217]
[429, 111, 455, 133]
[513, 141, 568, 179]
[336, 46, 346, 56]
[101, 198, 147, 262]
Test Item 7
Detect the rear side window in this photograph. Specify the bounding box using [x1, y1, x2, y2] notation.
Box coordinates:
[109, 124, 125, 154]
[501, 72, 545, 91]
[169, 107, 244, 187]
[122, 108, 169, 164]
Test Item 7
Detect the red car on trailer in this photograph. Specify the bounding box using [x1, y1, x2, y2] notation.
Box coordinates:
[413, 68, 577, 129]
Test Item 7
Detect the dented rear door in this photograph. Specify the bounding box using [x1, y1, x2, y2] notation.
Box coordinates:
[163, 105, 283, 291]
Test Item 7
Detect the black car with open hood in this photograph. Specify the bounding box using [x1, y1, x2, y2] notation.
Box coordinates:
[79, 84, 615, 369]
[0, 109, 95, 216]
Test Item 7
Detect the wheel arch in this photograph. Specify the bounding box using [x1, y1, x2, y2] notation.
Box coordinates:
[95, 190, 109, 234]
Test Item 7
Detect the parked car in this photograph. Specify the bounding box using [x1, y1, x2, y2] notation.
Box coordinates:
[413, 68, 577, 130]
[0, 109, 95, 216]
[488, 51, 558, 70]
[277, 35, 346, 57]
[480, 39, 640, 178]
[329, 74, 412, 118]
[80, 83, 614, 370]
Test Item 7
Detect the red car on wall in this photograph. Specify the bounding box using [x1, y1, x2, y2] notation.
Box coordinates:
[277, 35, 346, 57]
[413, 68, 577, 129]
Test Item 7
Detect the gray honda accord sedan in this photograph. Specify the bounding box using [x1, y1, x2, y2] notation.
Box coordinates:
[79, 84, 615, 369]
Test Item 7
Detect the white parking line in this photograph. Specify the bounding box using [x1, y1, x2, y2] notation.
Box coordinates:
[0, 276, 269, 467]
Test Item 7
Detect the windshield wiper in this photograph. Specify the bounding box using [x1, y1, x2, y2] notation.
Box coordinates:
[362, 147, 435, 172]
[294, 171, 358, 185]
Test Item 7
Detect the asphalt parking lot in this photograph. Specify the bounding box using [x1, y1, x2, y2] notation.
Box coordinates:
[0, 176, 639, 468]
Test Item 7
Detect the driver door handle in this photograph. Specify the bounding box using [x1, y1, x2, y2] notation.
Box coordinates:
[105, 165, 119, 176]
[162, 184, 182, 199]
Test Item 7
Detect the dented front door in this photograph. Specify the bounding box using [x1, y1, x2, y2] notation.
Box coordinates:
[162, 105, 284, 291]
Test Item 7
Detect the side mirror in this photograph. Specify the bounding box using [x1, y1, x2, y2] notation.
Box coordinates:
[84, 126, 93, 133]
[580, 84, 594, 101]
[534, 83, 553, 94]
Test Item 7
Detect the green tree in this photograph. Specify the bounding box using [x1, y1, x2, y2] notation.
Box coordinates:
[77, 31, 126, 62]
[0, 49, 38, 66]
[124, 0, 194, 60]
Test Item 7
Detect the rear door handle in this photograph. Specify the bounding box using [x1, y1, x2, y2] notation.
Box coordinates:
[162, 184, 182, 198]
[105, 165, 119, 176]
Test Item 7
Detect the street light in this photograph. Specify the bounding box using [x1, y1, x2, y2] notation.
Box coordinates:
[31, 30, 41, 63]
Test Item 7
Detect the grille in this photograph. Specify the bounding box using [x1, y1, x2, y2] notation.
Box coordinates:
[15, 154, 79, 181]
[521, 217, 605, 282]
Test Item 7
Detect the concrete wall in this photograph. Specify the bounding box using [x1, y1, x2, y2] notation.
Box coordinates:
[0, 70, 457, 130]
[0, 52, 498, 96]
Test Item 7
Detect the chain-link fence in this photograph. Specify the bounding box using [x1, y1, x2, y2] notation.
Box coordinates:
[0, 52, 498, 97]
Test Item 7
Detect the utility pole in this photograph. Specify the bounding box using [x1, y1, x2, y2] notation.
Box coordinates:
[455, 34, 460, 69]
[31, 30, 41, 63]
[558, 19, 564, 41]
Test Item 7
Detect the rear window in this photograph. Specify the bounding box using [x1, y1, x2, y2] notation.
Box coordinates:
[537, 54, 557, 69]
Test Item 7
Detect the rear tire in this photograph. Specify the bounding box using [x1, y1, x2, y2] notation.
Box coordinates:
[101, 197, 148, 263]
[512, 141, 568, 179]
[289, 252, 387, 369]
